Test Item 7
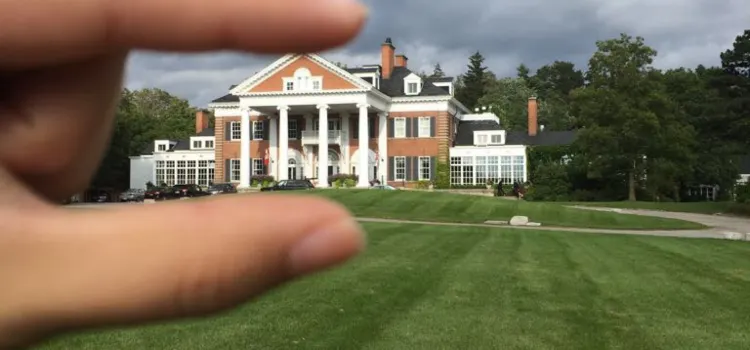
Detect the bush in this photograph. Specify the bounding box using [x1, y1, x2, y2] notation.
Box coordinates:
[416, 180, 431, 189]
[736, 184, 750, 203]
[435, 162, 450, 189]
[525, 162, 571, 201]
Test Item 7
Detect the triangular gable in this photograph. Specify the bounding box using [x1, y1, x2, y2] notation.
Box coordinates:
[230, 54, 371, 95]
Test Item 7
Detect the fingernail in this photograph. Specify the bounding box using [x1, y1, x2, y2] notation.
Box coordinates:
[287, 218, 366, 276]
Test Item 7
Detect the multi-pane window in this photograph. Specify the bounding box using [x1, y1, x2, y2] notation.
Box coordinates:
[230, 159, 241, 182]
[500, 156, 512, 184]
[394, 156, 406, 181]
[176, 161, 187, 184]
[476, 135, 488, 145]
[288, 119, 298, 139]
[192, 140, 201, 148]
[231, 121, 241, 140]
[284, 81, 294, 91]
[490, 135, 502, 144]
[252, 159, 265, 175]
[407, 82, 418, 94]
[450, 157, 462, 186]
[418, 156, 431, 180]
[157, 144, 167, 151]
[312, 80, 321, 90]
[475, 156, 487, 185]
[252, 121, 264, 140]
[512, 156, 524, 183]
[205, 140, 214, 148]
[394, 118, 406, 138]
[155, 161, 165, 186]
[487, 156, 499, 182]
[418, 117, 430, 137]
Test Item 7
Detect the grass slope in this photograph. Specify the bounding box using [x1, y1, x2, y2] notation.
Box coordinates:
[302, 190, 703, 230]
[39, 223, 750, 349]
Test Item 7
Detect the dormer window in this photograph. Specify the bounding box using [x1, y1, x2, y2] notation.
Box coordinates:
[474, 131, 505, 146]
[158, 144, 167, 151]
[404, 73, 422, 95]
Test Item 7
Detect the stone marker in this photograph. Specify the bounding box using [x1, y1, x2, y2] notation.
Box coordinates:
[723, 231, 744, 240]
[509, 216, 529, 226]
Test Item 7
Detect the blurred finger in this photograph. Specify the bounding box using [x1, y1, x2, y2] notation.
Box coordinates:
[0, 0, 368, 69]
[0, 195, 366, 347]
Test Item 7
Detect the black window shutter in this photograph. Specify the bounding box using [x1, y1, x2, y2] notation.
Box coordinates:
[224, 159, 231, 181]
[388, 118, 394, 138]
[352, 119, 359, 139]
[388, 157, 395, 181]
[405, 118, 412, 137]
[430, 156, 436, 181]
[405, 157, 412, 181]
[413, 118, 419, 137]
[225, 122, 231, 141]
[263, 120, 270, 140]
[430, 117, 436, 137]
[369, 116, 376, 138]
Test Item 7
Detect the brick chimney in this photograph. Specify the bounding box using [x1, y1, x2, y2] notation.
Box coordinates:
[195, 109, 210, 134]
[395, 54, 408, 68]
[527, 97, 538, 136]
[381, 37, 395, 79]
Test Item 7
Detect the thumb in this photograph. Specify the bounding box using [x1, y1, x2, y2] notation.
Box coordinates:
[0, 195, 365, 346]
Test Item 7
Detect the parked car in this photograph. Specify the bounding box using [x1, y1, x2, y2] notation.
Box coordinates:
[166, 184, 211, 199]
[260, 179, 315, 192]
[370, 184, 398, 190]
[144, 186, 169, 201]
[119, 189, 145, 202]
[208, 183, 237, 195]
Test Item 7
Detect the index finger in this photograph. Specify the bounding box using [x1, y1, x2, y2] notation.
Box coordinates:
[0, 0, 368, 69]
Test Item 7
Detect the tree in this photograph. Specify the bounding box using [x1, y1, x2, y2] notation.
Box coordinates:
[713, 30, 750, 149]
[454, 51, 488, 110]
[571, 33, 694, 201]
[516, 64, 531, 80]
[478, 77, 537, 130]
[429, 63, 445, 78]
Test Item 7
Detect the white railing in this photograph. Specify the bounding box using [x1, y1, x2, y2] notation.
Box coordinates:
[301, 130, 342, 145]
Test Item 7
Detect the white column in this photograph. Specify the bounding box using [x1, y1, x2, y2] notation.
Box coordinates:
[277, 105, 289, 180]
[357, 103, 370, 187]
[269, 117, 278, 179]
[378, 112, 388, 184]
[341, 113, 350, 172]
[304, 114, 313, 178]
[239, 109, 251, 188]
[317, 104, 329, 188]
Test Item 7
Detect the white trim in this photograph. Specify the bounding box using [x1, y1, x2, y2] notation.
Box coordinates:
[404, 73, 422, 96]
[418, 156, 431, 181]
[394, 156, 407, 181]
[393, 117, 406, 138]
[417, 116, 431, 138]
[239, 92, 368, 109]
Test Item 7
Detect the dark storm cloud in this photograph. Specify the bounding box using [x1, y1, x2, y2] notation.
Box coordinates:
[124, 0, 750, 107]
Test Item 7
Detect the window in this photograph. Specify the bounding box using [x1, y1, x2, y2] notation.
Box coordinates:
[187, 168, 196, 184]
[418, 156, 430, 180]
[284, 79, 294, 91]
[407, 82, 418, 94]
[165, 161, 175, 186]
[487, 156, 499, 182]
[252, 159, 265, 175]
[475, 156, 487, 185]
[231, 121, 241, 140]
[155, 161, 165, 186]
[157, 144, 167, 151]
[490, 135, 502, 144]
[394, 156, 406, 181]
[312, 79, 321, 90]
[205, 140, 214, 148]
[500, 156, 512, 184]
[176, 160, 186, 184]
[252, 121, 264, 140]
[418, 117, 431, 137]
[288, 119, 298, 139]
[394, 117, 406, 138]
[476, 135, 488, 145]
[192, 140, 201, 148]
[512, 156, 525, 183]
[230, 159, 241, 182]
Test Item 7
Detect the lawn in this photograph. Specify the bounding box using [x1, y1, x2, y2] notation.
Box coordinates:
[570, 201, 750, 216]
[294, 190, 703, 230]
[38, 223, 750, 349]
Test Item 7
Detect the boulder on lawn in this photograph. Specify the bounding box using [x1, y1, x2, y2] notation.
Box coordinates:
[723, 231, 744, 240]
[509, 216, 529, 226]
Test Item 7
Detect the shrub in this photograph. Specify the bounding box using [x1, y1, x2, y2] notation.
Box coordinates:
[416, 180, 431, 189]
[435, 162, 450, 189]
[343, 178, 356, 187]
[525, 162, 571, 201]
[736, 184, 750, 203]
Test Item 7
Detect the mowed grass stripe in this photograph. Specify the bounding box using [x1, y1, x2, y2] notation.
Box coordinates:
[294, 190, 704, 230]
[37, 223, 750, 350]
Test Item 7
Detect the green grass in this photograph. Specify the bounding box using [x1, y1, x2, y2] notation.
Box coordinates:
[296, 190, 704, 230]
[38, 223, 750, 349]
[570, 201, 750, 217]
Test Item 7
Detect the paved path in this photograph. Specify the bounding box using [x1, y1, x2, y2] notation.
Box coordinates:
[66, 203, 749, 240]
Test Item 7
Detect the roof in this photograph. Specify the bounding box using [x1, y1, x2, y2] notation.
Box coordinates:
[377, 66, 451, 97]
[196, 127, 215, 137]
[426, 77, 454, 83]
[345, 67, 379, 74]
[162, 128, 215, 152]
[739, 155, 750, 174]
[454, 120, 577, 146]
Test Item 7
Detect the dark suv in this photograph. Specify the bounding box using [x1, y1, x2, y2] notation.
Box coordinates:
[260, 179, 315, 192]
[167, 184, 210, 199]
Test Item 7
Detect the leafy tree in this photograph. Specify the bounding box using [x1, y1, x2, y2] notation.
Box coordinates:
[454, 51, 488, 110]
[478, 77, 536, 130]
[571, 33, 694, 201]
[429, 63, 445, 78]
[516, 64, 531, 80]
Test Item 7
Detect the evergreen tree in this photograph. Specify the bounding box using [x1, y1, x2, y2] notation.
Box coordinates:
[429, 63, 445, 78]
[455, 51, 488, 110]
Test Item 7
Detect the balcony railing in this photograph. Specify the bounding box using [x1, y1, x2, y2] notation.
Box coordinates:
[301, 130, 342, 145]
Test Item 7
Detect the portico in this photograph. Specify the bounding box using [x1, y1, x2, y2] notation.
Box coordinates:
[237, 96, 389, 188]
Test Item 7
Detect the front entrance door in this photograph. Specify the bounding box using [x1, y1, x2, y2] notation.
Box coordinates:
[288, 167, 297, 180]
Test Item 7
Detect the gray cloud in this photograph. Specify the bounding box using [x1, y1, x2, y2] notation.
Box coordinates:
[124, 0, 750, 107]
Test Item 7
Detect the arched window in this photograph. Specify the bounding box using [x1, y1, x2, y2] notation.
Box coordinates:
[328, 150, 339, 163]
[294, 68, 311, 90]
[288, 159, 297, 166]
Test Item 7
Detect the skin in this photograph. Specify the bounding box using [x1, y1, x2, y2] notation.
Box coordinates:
[0, 0, 369, 348]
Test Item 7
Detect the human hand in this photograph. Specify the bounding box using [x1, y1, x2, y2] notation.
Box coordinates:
[0, 0, 368, 348]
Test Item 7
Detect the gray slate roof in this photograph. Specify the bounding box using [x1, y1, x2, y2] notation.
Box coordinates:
[454, 120, 577, 147]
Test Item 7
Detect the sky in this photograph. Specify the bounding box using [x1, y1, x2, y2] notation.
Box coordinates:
[123, 0, 750, 107]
